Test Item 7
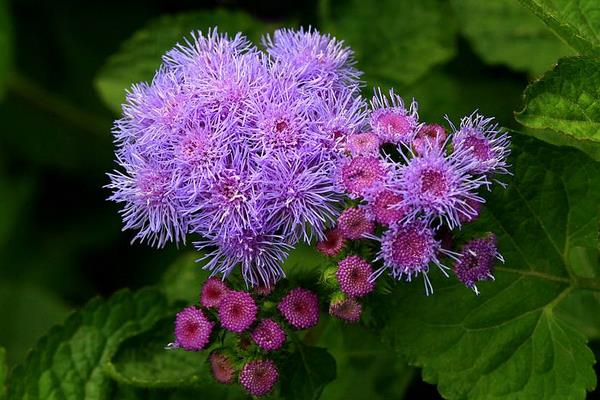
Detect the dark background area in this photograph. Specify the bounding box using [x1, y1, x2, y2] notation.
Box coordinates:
[1, 0, 596, 398]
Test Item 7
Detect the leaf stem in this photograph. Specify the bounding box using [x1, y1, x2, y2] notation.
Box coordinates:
[7, 72, 111, 137]
[572, 276, 600, 292]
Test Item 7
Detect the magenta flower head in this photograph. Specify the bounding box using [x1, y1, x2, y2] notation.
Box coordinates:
[209, 350, 236, 384]
[337, 207, 374, 240]
[450, 112, 511, 176]
[219, 290, 258, 333]
[454, 234, 502, 295]
[340, 155, 387, 197]
[375, 220, 449, 294]
[336, 255, 375, 297]
[346, 132, 380, 156]
[413, 123, 447, 155]
[278, 287, 320, 329]
[251, 319, 286, 351]
[316, 227, 346, 256]
[174, 306, 214, 351]
[369, 189, 406, 225]
[370, 88, 419, 144]
[329, 297, 362, 323]
[239, 359, 279, 397]
[262, 27, 360, 89]
[200, 277, 230, 309]
[396, 144, 489, 228]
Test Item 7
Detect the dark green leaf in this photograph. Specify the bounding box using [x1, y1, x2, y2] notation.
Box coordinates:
[95, 9, 275, 113]
[374, 136, 599, 399]
[1, 347, 6, 400]
[0, 0, 11, 99]
[6, 288, 172, 400]
[519, 0, 600, 56]
[318, 321, 415, 400]
[516, 57, 600, 159]
[280, 342, 336, 400]
[451, 0, 573, 75]
[320, 0, 456, 86]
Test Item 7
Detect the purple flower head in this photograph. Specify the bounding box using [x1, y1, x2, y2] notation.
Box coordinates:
[239, 359, 279, 397]
[375, 220, 449, 295]
[258, 152, 342, 243]
[209, 350, 236, 384]
[316, 227, 346, 256]
[218, 290, 258, 333]
[262, 27, 360, 89]
[346, 132, 380, 156]
[278, 287, 320, 329]
[251, 319, 286, 351]
[200, 277, 230, 309]
[396, 144, 489, 228]
[174, 306, 214, 350]
[340, 155, 388, 197]
[413, 123, 447, 155]
[370, 88, 419, 144]
[107, 153, 187, 247]
[337, 207, 374, 240]
[454, 234, 502, 294]
[336, 255, 375, 297]
[450, 112, 511, 177]
[329, 297, 362, 323]
[369, 189, 406, 225]
[313, 88, 368, 148]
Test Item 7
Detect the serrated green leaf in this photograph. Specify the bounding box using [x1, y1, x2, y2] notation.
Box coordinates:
[318, 322, 415, 400]
[375, 136, 599, 399]
[95, 9, 275, 113]
[0, 0, 11, 100]
[516, 57, 600, 159]
[320, 0, 456, 86]
[519, 0, 600, 56]
[6, 288, 172, 400]
[1, 347, 6, 400]
[451, 0, 573, 75]
[280, 342, 336, 400]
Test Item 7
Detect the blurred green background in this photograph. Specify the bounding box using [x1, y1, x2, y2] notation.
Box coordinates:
[0, 0, 596, 397]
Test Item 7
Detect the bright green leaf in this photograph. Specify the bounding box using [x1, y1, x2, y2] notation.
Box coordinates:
[516, 57, 600, 159]
[374, 136, 599, 399]
[451, 0, 573, 75]
[95, 9, 275, 113]
[280, 342, 337, 400]
[320, 0, 456, 86]
[519, 0, 600, 56]
[6, 288, 172, 400]
[0, 0, 11, 99]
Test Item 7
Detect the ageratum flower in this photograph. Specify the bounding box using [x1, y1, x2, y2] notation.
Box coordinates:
[450, 112, 511, 178]
[218, 290, 258, 333]
[329, 297, 362, 323]
[107, 28, 365, 287]
[336, 255, 375, 297]
[251, 319, 286, 351]
[278, 288, 320, 329]
[262, 27, 361, 90]
[200, 277, 230, 309]
[370, 88, 419, 145]
[454, 234, 502, 294]
[173, 307, 214, 350]
[239, 359, 279, 397]
[396, 143, 489, 229]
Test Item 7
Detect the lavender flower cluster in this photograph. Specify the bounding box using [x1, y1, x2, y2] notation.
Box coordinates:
[171, 278, 320, 396]
[318, 90, 510, 296]
[107, 28, 365, 287]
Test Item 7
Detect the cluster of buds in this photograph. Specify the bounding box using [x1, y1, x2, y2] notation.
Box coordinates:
[170, 278, 320, 396]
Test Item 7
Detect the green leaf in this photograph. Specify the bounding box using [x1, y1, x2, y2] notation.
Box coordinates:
[160, 252, 206, 305]
[374, 136, 599, 399]
[519, 0, 600, 56]
[0, 0, 11, 99]
[450, 0, 573, 75]
[320, 0, 456, 86]
[319, 322, 416, 400]
[516, 57, 600, 159]
[95, 9, 275, 113]
[6, 288, 172, 400]
[280, 342, 337, 400]
[1, 348, 6, 400]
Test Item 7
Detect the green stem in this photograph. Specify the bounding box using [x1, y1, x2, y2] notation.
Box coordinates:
[573, 276, 600, 292]
[7, 72, 111, 137]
